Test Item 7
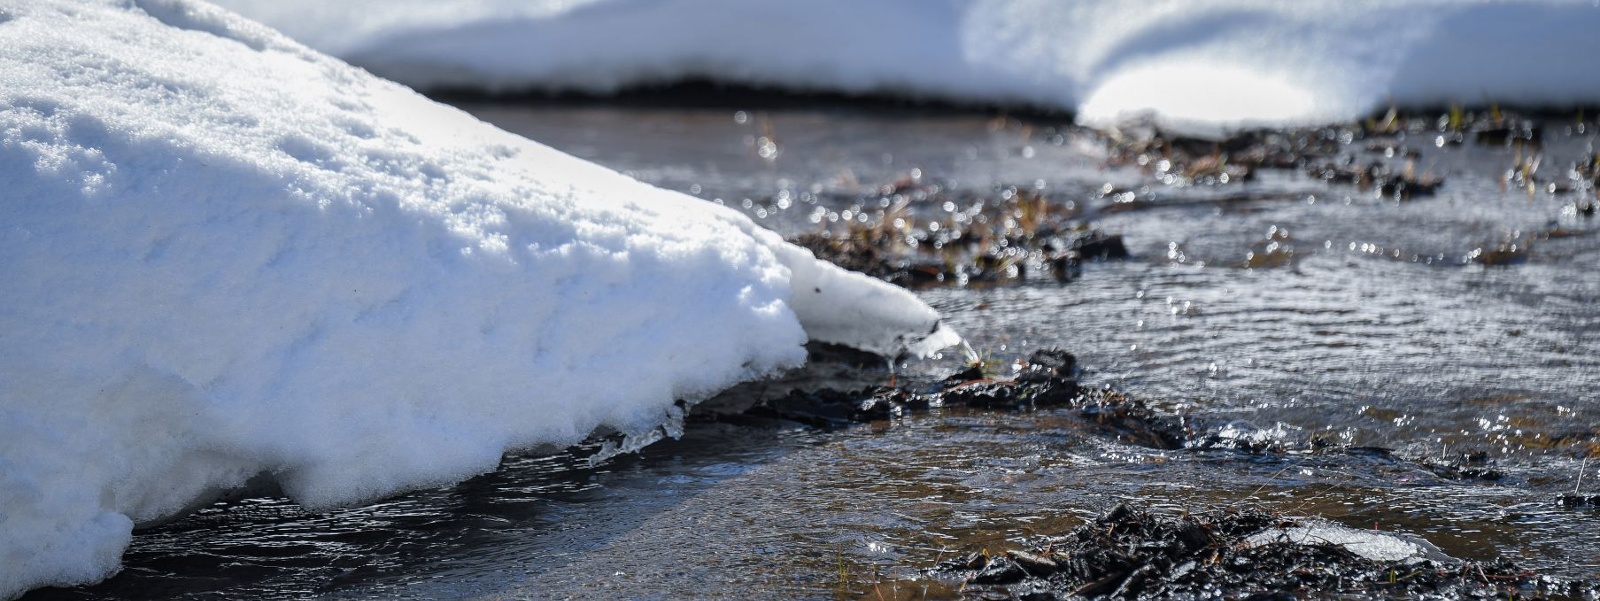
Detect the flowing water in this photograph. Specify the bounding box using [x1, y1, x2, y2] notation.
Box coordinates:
[27, 104, 1600, 600]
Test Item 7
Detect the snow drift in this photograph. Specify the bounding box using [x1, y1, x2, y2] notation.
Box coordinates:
[211, 0, 1600, 131]
[0, 1, 955, 597]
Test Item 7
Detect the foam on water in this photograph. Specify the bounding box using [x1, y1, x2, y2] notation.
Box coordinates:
[211, 0, 1600, 131]
[0, 1, 952, 597]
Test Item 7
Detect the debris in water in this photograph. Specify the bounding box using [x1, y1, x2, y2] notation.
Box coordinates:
[790, 184, 1123, 288]
[932, 504, 1592, 600]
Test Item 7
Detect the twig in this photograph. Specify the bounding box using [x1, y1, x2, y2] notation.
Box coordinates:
[1577, 456, 1589, 495]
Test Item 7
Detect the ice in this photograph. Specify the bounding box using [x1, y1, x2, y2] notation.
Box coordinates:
[212, 0, 1600, 132]
[1247, 523, 1451, 564]
[0, 1, 952, 597]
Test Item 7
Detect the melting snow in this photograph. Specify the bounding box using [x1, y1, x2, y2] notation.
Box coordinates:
[213, 0, 1600, 132]
[0, 1, 952, 597]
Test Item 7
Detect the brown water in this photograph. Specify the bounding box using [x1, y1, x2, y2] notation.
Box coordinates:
[27, 106, 1600, 600]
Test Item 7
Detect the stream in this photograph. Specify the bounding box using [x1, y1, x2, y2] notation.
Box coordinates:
[27, 103, 1600, 600]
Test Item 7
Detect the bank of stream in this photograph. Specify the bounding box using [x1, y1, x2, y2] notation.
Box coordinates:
[25, 103, 1600, 600]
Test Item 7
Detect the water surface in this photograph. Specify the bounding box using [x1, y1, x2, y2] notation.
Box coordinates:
[28, 105, 1600, 600]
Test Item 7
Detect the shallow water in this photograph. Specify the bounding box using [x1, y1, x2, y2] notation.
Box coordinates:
[27, 106, 1600, 600]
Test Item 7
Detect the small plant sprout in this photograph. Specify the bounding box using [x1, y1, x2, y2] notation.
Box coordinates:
[1373, 105, 1400, 134]
[961, 343, 1004, 378]
[836, 548, 849, 588]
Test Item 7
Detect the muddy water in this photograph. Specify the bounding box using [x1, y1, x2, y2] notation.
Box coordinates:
[29, 106, 1600, 600]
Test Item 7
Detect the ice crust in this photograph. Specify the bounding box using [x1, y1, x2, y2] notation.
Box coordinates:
[1247, 524, 1451, 564]
[0, 1, 951, 597]
[211, 0, 1600, 132]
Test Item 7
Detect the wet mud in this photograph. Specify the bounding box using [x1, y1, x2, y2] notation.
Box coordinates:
[668, 339, 1600, 600]
[788, 107, 1597, 289]
[700, 347, 1600, 600]
[934, 504, 1591, 600]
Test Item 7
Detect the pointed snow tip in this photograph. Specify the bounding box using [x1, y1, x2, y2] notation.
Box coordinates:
[901, 320, 963, 361]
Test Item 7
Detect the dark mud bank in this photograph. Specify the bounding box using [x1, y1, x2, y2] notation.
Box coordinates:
[936, 504, 1589, 600]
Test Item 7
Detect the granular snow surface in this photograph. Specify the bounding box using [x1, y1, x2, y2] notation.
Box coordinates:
[0, 1, 953, 598]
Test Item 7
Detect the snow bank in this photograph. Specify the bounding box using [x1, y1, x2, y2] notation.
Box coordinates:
[211, 0, 1600, 132]
[0, 1, 953, 597]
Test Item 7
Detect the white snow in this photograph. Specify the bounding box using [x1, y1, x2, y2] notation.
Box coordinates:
[209, 0, 1600, 132]
[1247, 524, 1450, 564]
[0, 1, 954, 598]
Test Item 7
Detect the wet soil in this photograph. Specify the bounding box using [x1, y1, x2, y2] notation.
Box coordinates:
[685, 342, 1600, 599]
[790, 107, 1596, 288]
[935, 504, 1588, 600]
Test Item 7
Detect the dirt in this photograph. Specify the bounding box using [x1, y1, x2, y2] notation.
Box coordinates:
[703, 345, 1596, 482]
[789, 191, 1128, 288]
[687, 344, 1600, 600]
[932, 503, 1592, 600]
[789, 107, 1598, 289]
